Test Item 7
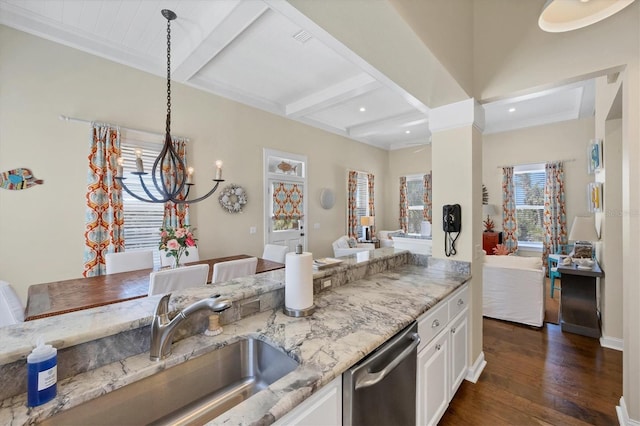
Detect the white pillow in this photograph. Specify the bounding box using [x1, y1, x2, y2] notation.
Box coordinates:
[0, 281, 24, 325]
[334, 236, 350, 249]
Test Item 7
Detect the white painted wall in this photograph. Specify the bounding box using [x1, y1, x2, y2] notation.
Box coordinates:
[483, 117, 595, 234]
[0, 25, 388, 303]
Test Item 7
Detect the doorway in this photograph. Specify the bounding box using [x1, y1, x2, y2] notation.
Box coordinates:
[263, 149, 307, 252]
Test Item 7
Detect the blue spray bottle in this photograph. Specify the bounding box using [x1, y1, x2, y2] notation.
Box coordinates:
[27, 338, 57, 407]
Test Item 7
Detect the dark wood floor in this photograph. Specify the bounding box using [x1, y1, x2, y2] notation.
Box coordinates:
[440, 318, 622, 425]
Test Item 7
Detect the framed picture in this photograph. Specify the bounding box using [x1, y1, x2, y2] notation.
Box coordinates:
[587, 138, 603, 174]
[588, 182, 603, 212]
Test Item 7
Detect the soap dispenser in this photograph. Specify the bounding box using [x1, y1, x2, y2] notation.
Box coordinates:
[27, 338, 57, 407]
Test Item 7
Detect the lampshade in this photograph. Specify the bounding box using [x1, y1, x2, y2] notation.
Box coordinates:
[360, 216, 374, 226]
[538, 0, 635, 33]
[482, 204, 498, 217]
[568, 216, 599, 242]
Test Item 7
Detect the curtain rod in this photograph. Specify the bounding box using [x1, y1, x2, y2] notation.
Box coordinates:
[495, 158, 575, 169]
[349, 168, 373, 175]
[59, 115, 188, 141]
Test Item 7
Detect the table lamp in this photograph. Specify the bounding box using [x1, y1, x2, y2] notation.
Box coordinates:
[360, 216, 374, 240]
[568, 216, 598, 258]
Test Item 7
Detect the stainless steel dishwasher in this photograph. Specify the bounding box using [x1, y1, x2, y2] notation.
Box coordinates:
[343, 321, 420, 426]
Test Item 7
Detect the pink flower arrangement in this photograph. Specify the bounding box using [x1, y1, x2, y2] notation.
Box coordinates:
[159, 225, 197, 267]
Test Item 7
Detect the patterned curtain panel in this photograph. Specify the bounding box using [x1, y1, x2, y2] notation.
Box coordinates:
[367, 173, 375, 236]
[543, 162, 567, 264]
[347, 171, 358, 238]
[162, 138, 190, 228]
[272, 182, 303, 219]
[501, 167, 518, 253]
[399, 176, 408, 232]
[83, 124, 124, 277]
[423, 172, 432, 223]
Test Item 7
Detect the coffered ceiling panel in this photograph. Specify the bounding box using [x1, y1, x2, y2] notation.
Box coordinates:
[0, 0, 595, 149]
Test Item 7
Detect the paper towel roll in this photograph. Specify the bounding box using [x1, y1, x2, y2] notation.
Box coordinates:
[285, 252, 313, 310]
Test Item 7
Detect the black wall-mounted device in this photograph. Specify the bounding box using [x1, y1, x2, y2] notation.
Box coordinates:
[443, 204, 461, 256]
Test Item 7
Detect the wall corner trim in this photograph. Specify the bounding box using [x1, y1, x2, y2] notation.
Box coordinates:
[617, 396, 640, 426]
[600, 335, 624, 351]
[465, 350, 487, 383]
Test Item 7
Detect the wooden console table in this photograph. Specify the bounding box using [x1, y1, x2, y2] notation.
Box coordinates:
[557, 261, 604, 338]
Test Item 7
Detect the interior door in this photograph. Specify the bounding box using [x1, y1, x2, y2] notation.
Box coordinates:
[268, 178, 305, 252]
[264, 149, 307, 253]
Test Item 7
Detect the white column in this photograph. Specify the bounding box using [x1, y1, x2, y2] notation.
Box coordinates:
[429, 98, 485, 378]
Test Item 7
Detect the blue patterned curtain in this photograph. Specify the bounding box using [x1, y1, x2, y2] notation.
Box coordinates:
[501, 167, 518, 253]
[367, 173, 375, 236]
[83, 123, 123, 277]
[347, 171, 358, 238]
[543, 162, 567, 264]
[423, 172, 432, 223]
[399, 177, 408, 232]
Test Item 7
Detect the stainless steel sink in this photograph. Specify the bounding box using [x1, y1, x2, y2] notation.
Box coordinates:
[42, 338, 298, 426]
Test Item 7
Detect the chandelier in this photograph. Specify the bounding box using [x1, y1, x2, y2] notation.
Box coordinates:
[115, 9, 224, 204]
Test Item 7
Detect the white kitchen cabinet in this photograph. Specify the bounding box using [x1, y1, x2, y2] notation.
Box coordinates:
[449, 309, 468, 398]
[417, 327, 449, 426]
[416, 284, 469, 426]
[273, 376, 341, 426]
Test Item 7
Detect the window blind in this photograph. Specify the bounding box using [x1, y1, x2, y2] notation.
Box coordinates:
[120, 139, 165, 266]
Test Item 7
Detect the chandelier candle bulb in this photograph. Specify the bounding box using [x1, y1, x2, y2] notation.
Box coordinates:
[215, 160, 223, 180]
[186, 167, 194, 185]
[135, 149, 144, 173]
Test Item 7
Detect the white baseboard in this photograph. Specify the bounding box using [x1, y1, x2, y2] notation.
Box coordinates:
[617, 397, 640, 425]
[600, 335, 624, 351]
[465, 351, 486, 383]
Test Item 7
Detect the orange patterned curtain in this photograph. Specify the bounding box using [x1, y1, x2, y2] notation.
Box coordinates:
[399, 176, 408, 232]
[347, 171, 358, 238]
[83, 124, 124, 277]
[162, 137, 189, 228]
[501, 167, 518, 253]
[367, 173, 375, 236]
[543, 162, 567, 265]
[272, 182, 303, 219]
[423, 172, 432, 223]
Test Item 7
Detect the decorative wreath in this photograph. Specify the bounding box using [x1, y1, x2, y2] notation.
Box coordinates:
[218, 184, 247, 213]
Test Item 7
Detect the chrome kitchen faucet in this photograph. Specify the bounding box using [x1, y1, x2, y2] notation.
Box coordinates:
[150, 293, 232, 361]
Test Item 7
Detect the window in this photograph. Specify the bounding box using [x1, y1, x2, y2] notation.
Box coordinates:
[120, 135, 165, 266]
[406, 176, 424, 235]
[355, 172, 370, 238]
[514, 166, 545, 245]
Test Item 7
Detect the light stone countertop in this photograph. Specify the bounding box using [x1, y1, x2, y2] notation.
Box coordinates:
[0, 254, 469, 425]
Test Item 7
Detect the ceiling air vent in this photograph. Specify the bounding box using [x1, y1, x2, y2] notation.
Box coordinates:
[292, 30, 312, 44]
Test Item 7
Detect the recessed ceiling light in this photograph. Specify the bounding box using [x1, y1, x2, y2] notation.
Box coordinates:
[508, 107, 516, 113]
[405, 130, 411, 134]
[359, 107, 366, 112]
